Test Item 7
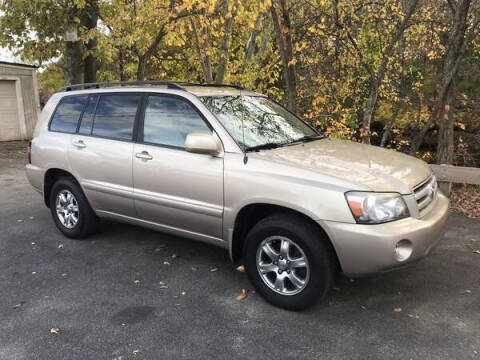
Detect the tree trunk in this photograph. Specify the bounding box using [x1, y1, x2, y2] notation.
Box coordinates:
[82, 0, 99, 83]
[136, 26, 167, 81]
[137, 56, 147, 81]
[242, 12, 264, 71]
[360, 0, 419, 144]
[380, 104, 400, 147]
[65, 5, 83, 85]
[215, 0, 237, 84]
[190, 17, 213, 83]
[65, 40, 83, 84]
[271, 0, 297, 112]
[436, 78, 457, 164]
[410, 0, 471, 154]
[118, 48, 128, 81]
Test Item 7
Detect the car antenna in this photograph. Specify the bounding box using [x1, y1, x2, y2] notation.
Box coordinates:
[241, 89, 248, 164]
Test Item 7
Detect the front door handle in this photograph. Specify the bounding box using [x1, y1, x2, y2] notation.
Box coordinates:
[135, 151, 153, 161]
[72, 140, 86, 149]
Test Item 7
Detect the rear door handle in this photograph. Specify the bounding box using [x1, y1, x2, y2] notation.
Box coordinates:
[72, 140, 86, 149]
[135, 151, 153, 160]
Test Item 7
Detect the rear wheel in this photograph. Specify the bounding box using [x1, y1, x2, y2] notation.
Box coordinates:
[49, 177, 98, 239]
[243, 213, 336, 310]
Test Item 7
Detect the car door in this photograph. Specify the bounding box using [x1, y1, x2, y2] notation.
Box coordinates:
[132, 94, 224, 240]
[68, 93, 141, 217]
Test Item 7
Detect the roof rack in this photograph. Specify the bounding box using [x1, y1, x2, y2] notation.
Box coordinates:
[60, 80, 248, 92]
[61, 81, 184, 92]
[177, 82, 245, 90]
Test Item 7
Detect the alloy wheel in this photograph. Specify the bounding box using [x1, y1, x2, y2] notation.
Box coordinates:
[55, 189, 79, 229]
[256, 236, 310, 295]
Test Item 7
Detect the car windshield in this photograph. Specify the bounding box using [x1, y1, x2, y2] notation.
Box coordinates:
[199, 95, 319, 151]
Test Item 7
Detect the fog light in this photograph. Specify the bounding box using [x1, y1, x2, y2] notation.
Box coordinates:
[394, 239, 412, 262]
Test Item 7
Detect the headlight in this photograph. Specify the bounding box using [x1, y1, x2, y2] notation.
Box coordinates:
[345, 192, 410, 224]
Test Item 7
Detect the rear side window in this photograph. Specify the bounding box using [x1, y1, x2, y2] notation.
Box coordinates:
[78, 95, 99, 135]
[143, 95, 211, 148]
[92, 95, 141, 140]
[50, 96, 87, 133]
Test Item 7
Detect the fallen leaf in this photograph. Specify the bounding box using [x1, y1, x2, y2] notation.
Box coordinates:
[210, 268, 218, 272]
[236, 288, 249, 301]
[50, 327, 60, 334]
[393, 307, 402, 313]
[236, 265, 245, 273]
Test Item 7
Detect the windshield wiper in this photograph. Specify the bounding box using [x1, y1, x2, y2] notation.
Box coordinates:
[244, 142, 283, 152]
[286, 134, 323, 146]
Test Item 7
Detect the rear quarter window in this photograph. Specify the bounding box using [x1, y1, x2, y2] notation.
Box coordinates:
[49, 96, 88, 133]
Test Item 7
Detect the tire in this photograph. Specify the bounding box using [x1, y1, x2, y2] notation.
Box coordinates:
[49, 176, 98, 239]
[243, 213, 337, 310]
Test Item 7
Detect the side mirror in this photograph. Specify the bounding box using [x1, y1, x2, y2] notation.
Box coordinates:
[185, 132, 221, 156]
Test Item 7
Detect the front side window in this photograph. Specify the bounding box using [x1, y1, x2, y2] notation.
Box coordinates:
[200, 95, 318, 150]
[50, 96, 87, 133]
[142, 95, 211, 148]
[92, 95, 141, 140]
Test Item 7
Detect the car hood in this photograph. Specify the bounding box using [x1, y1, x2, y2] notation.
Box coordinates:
[250, 138, 431, 193]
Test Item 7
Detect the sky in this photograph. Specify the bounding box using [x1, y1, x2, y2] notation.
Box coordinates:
[0, 47, 18, 62]
[0, 10, 21, 63]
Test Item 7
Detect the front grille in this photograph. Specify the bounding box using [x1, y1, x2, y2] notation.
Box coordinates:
[413, 175, 438, 214]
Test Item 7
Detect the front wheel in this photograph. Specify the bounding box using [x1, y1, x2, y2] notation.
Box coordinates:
[243, 214, 337, 310]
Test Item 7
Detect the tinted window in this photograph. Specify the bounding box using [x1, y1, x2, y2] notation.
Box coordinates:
[78, 95, 99, 135]
[143, 96, 210, 148]
[92, 95, 141, 140]
[50, 96, 87, 133]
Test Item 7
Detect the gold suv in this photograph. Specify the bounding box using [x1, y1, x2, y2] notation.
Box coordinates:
[26, 81, 449, 310]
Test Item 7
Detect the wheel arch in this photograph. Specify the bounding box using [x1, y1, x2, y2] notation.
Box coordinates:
[230, 203, 341, 271]
[43, 168, 81, 208]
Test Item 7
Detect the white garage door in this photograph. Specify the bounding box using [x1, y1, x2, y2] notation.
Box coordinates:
[0, 80, 21, 141]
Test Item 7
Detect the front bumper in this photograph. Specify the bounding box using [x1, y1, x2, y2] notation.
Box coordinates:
[320, 192, 449, 277]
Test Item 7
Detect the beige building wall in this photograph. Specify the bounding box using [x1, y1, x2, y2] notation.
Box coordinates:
[0, 62, 40, 140]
